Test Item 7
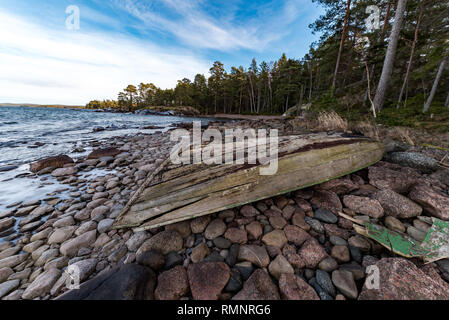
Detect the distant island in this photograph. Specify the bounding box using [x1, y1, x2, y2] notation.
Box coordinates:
[0, 103, 84, 109]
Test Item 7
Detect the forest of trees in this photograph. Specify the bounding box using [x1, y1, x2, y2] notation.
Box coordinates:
[87, 0, 449, 119]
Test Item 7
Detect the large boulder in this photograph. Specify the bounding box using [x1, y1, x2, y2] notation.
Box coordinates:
[368, 166, 416, 194]
[30, 155, 74, 173]
[87, 148, 122, 160]
[386, 152, 439, 173]
[359, 258, 449, 300]
[409, 184, 449, 220]
[373, 189, 422, 219]
[57, 263, 156, 300]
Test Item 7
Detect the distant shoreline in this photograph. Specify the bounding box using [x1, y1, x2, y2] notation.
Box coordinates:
[0, 103, 84, 109]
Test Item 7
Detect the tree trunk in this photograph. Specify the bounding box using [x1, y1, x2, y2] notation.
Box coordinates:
[332, 0, 352, 90]
[423, 59, 447, 113]
[309, 61, 313, 102]
[445, 91, 449, 108]
[298, 84, 305, 117]
[397, 2, 425, 108]
[373, 0, 408, 111]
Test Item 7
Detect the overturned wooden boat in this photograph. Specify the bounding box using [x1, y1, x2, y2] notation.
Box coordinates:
[113, 133, 385, 231]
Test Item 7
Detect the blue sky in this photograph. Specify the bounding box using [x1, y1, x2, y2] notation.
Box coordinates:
[0, 0, 324, 105]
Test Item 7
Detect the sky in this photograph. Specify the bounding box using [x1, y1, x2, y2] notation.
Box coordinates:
[0, 0, 324, 105]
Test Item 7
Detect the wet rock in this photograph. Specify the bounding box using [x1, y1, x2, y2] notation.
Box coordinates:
[187, 262, 230, 300]
[87, 148, 122, 159]
[233, 269, 280, 300]
[359, 258, 449, 300]
[238, 245, 270, 268]
[51, 167, 77, 177]
[279, 273, 318, 300]
[332, 270, 358, 299]
[299, 238, 328, 269]
[343, 195, 384, 219]
[0, 217, 15, 233]
[30, 155, 74, 173]
[22, 268, 61, 300]
[155, 265, 189, 300]
[373, 189, 422, 219]
[268, 254, 294, 280]
[136, 230, 183, 256]
[0, 165, 18, 172]
[409, 184, 449, 220]
[57, 263, 156, 300]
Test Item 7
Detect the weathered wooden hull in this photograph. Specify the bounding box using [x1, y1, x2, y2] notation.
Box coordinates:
[113, 133, 385, 231]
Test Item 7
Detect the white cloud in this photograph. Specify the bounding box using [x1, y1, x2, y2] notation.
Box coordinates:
[120, 0, 302, 51]
[0, 10, 211, 105]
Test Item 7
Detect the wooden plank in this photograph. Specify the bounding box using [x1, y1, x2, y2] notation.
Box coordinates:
[114, 139, 384, 230]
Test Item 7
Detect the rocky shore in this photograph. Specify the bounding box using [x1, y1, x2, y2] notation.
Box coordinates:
[1, 121, 449, 300]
